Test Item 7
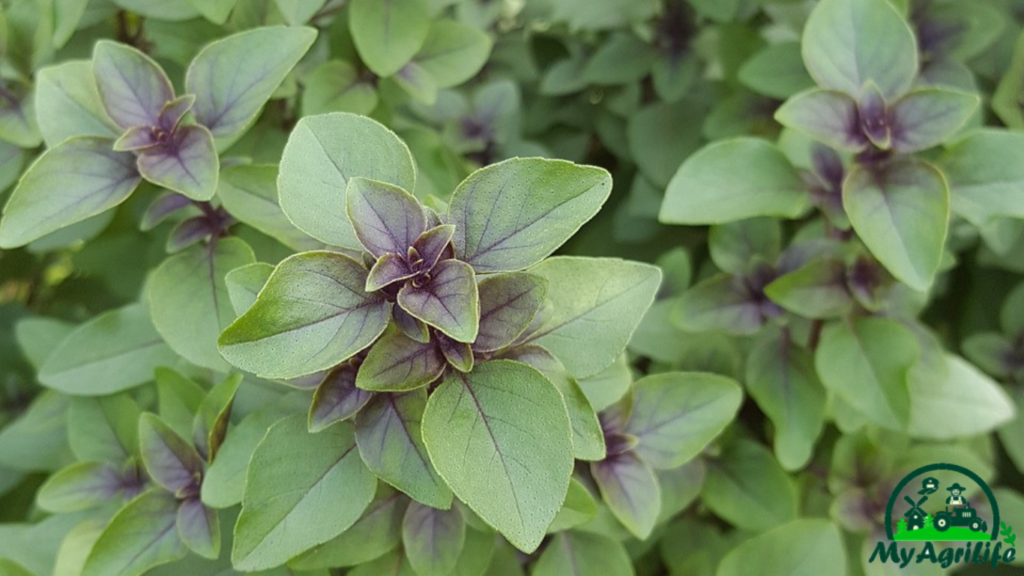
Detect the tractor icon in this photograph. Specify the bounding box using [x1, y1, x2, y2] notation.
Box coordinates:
[934, 502, 987, 533]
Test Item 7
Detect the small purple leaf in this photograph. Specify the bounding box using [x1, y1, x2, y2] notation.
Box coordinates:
[397, 259, 479, 343]
[113, 125, 157, 152]
[402, 501, 465, 576]
[141, 192, 193, 231]
[366, 252, 415, 292]
[355, 390, 453, 509]
[411, 224, 455, 273]
[356, 327, 446, 392]
[475, 272, 547, 353]
[138, 413, 204, 497]
[346, 177, 426, 258]
[774, 88, 867, 152]
[858, 81, 891, 149]
[165, 216, 212, 253]
[137, 124, 219, 201]
[309, 363, 373, 432]
[159, 94, 195, 133]
[92, 41, 174, 130]
[437, 335, 473, 372]
[591, 451, 661, 539]
[37, 461, 125, 512]
[889, 87, 979, 153]
[177, 497, 220, 559]
[394, 306, 430, 343]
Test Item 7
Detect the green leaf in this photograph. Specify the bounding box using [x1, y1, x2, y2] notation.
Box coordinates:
[0, 559, 35, 576]
[398, 259, 479, 343]
[702, 440, 798, 532]
[907, 354, 1015, 439]
[291, 487, 407, 569]
[82, 491, 189, 576]
[149, 237, 255, 371]
[548, 478, 598, 533]
[815, 317, 918, 430]
[764, 258, 853, 319]
[746, 333, 826, 471]
[357, 327, 445, 393]
[136, 124, 219, 201]
[219, 251, 391, 379]
[624, 372, 742, 469]
[233, 415, 376, 570]
[225, 262, 273, 316]
[218, 165, 324, 251]
[627, 100, 704, 188]
[34, 60, 118, 147]
[525, 257, 660, 378]
[38, 303, 176, 395]
[186, 26, 317, 138]
[940, 129, 1024, 225]
[301, 60, 378, 116]
[310, 364, 372, 431]
[591, 451, 661, 539]
[402, 502, 465, 576]
[888, 88, 978, 153]
[738, 42, 815, 99]
[279, 113, 417, 248]
[774, 89, 867, 152]
[349, 0, 430, 77]
[92, 40, 174, 130]
[68, 394, 140, 464]
[422, 360, 573, 552]
[185, 0, 237, 23]
[414, 20, 492, 88]
[722, 521, 846, 576]
[154, 368, 205, 440]
[577, 353, 632, 412]
[37, 461, 123, 512]
[532, 531, 633, 576]
[843, 157, 949, 291]
[0, 137, 141, 248]
[672, 274, 763, 335]
[192, 374, 241, 462]
[0, 391, 72, 473]
[355, 390, 453, 509]
[708, 218, 781, 275]
[0, 85, 41, 148]
[659, 138, 809, 225]
[139, 412, 204, 496]
[583, 32, 655, 86]
[801, 0, 917, 100]
[176, 497, 220, 559]
[475, 272, 547, 353]
[273, 0, 326, 24]
[447, 158, 611, 273]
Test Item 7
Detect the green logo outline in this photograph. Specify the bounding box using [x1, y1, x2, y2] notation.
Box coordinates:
[884, 463, 1000, 542]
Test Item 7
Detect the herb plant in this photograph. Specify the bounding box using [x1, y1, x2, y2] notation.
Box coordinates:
[0, 0, 1023, 575]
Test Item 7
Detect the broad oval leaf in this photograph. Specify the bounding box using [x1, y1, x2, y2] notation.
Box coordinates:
[310, 364, 373, 432]
[398, 259, 479, 343]
[0, 137, 141, 248]
[414, 20, 492, 89]
[889, 88, 979, 153]
[218, 165, 324, 252]
[355, 390, 453, 509]
[532, 531, 633, 576]
[232, 415, 376, 571]
[941, 130, 1024, 225]
[37, 461, 124, 513]
[402, 502, 465, 576]
[773, 89, 866, 152]
[356, 327, 446, 392]
[346, 177, 426, 258]
[908, 354, 1016, 439]
[801, 0, 917, 100]
[81, 490, 189, 576]
[35, 60, 118, 147]
[702, 440, 798, 532]
[278, 113, 417, 248]
[92, 40, 174, 130]
[673, 274, 764, 335]
[185, 26, 317, 138]
[716, 519, 847, 576]
[526, 257, 661, 378]
[591, 451, 661, 539]
[139, 413, 203, 496]
[136, 124, 219, 201]
[225, 262, 274, 316]
[39, 303, 177, 395]
[624, 372, 743, 470]
[67, 394, 140, 464]
[149, 237, 256, 371]
[842, 157, 949, 291]
[815, 317, 918, 430]
[422, 360, 573, 552]
[349, 0, 430, 77]
[219, 251, 391, 379]
[475, 272, 547, 353]
[176, 497, 219, 560]
[291, 487, 407, 569]
[659, 138, 809, 225]
[448, 158, 612, 273]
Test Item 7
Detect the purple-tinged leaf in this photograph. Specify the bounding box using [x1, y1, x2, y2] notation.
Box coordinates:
[394, 305, 430, 343]
[367, 253, 415, 292]
[774, 89, 867, 152]
[591, 451, 661, 539]
[393, 61, 439, 105]
[532, 531, 633, 576]
[137, 124, 219, 201]
[192, 374, 241, 462]
[356, 391, 453, 509]
[764, 257, 854, 319]
[356, 327, 446, 392]
[402, 502, 465, 576]
[309, 363, 373, 432]
[475, 272, 547, 352]
[159, 94, 195, 133]
[165, 215, 212, 253]
[177, 497, 220, 559]
[346, 177, 426, 258]
[624, 372, 742, 469]
[138, 413, 204, 497]
[113, 125, 158, 151]
[412, 224, 455, 273]
[141, 192, 193, 231]
[67, 394, 141, 465]
[438, 336, 473, 372]
[448, 158, 612, 272]
[673, 273, 767, 335]
[186, 26, 317, 138]
[397, 259, 479, 343]
[92, 41, 174, 130]
[889, 87, 979, 153]
[37, 461, 125, 512]
[81, 490, 189, 576]
[858, 82, 890, 149]
[0, 84, 42, 148]
[0, 137, 142, 248]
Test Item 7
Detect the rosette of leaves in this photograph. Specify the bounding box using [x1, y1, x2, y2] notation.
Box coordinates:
[212, 111, 666, 566]
[0, 25, 317, 248]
